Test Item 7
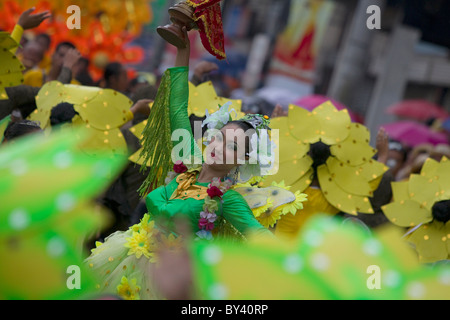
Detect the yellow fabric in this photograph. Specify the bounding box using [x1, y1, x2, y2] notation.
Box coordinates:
[169, 170, 209, 200]
[9, 24, 23, 54]
[38, 55, 51, 70]
[275, 187, 339, 240]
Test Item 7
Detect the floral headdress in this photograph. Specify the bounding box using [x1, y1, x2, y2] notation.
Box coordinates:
[202, 102, 276, 182]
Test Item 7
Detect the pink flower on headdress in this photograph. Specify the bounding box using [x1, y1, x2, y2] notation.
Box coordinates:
[173, 160, 187, 174]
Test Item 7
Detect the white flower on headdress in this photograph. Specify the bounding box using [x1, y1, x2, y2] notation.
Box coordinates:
[239, 129, 276, 182]
[202, 102, 236, 130]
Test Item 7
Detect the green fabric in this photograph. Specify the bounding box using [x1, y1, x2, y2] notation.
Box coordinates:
[138, 67, 202, 195]
[143, 66, 271, 239]
[0, 126, 125, 299]
[167, 67, 202, 161]
[146, 176, 271, 238]
[0, 114, 11, 143]
[190, 215, 450, 300]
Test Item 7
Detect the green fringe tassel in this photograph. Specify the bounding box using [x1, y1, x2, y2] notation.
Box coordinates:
[214, 216, 247, 243]
[138, 71, 173, 197]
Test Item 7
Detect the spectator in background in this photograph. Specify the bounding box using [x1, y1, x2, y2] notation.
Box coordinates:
[103, 62, 129, 94]
[19, 40, 45, 73]
[35, 33, 52, 70]
[23, 41, 82, 86]
[385, 140, 409, 181]
[73, 57, 94, 86]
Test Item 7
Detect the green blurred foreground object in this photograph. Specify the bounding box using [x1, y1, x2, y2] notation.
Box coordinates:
[191, 215, 450, 300]
[0, 127, 127, 299]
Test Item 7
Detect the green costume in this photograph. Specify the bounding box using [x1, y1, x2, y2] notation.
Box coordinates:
[85, 66, 273, 300]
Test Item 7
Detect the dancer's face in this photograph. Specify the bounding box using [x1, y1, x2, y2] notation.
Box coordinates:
[205, 123, 250, 171]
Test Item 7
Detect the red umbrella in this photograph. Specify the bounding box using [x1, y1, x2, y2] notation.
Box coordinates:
[381, 120, 449, 147]
[386, 100, 449, 121]
[293, 94, 364, 123]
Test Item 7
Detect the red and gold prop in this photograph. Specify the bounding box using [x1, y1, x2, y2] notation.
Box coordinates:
[157, 0, 226, 60]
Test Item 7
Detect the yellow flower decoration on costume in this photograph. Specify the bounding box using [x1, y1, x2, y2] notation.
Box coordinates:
[124, 229, 157, 261]
[158, 233, 184, 253]
[188, 81, 244, 118]
[262, 101, 388, 215]
[130, 214, 158, 236]
[382, 157, 450, 263]
[276, 190, 308, 216]
[116, 276, 141, 300]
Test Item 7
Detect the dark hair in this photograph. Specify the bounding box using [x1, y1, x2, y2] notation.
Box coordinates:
[104, 62, 123, 83]
[432, 200, 450, 224]
[3, 120, 42, 142]
[55, 41, 76, 52]
[389, 139, 408, 162]
[50, 103, 78, 126]
[35, 33, 51, 48]
[223, 120, 254, 155]
[309, 141, 332, 180]
[189, 114, 207, 137]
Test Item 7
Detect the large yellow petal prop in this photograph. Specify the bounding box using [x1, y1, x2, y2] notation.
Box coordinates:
[382, 157, 450, 262]
[76, 126, 128, 158]
[73, 88, 134, 131]
[313, 101, 351, 145]
[382, 200, 432, 227]
[263, 157, 313, 189]
[0, 32, 24, 100]
[330, 139, 377, 166]
[326, 157, 373, 197]
[32, 81, 134, 131]
[127, 120, 148, 166]
[266, 100, 386, 215]
[317, 165, 373, 214]
[435, 157, 450, 198]
[408, 175, 440, 211]
[188, 81, 243, 118]
[287, 105, 320, 143]
[407, 223, 450, 263]
[420, 157, 439, 179]
[391, 181, 410, 203]
[289, 168, 315, 193]
[33, 81, 67, 128]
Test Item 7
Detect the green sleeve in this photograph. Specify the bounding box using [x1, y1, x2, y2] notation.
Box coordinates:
[167, 67, 202, 162]
[222, 190, 274, 238]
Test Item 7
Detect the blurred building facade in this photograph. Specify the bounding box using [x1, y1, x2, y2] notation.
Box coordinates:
[217, 0, 450, 140]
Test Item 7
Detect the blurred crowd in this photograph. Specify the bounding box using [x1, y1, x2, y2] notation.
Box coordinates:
[1, 6, 449, 301]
